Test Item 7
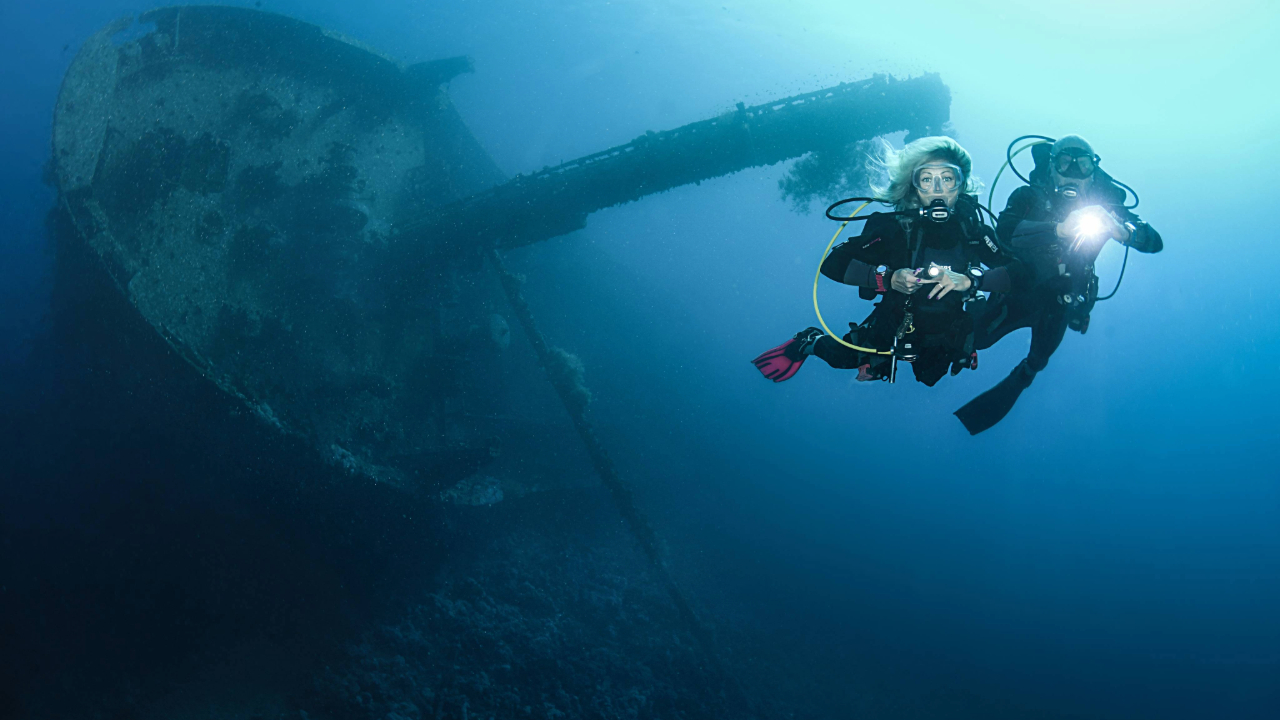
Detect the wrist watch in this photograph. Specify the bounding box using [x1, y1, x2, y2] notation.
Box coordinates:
[874, 265, 889, 293]
[1123, 221, 1138, 244]
[966, 266, 985, 291]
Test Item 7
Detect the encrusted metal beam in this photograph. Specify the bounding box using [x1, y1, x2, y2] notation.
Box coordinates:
[401, 73, 950, 250]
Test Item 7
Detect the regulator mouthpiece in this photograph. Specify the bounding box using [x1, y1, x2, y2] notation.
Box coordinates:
[919, 198, 951, 222]
[1058, 183, 1081, 199]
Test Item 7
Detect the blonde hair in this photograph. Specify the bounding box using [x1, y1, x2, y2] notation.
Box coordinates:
[867, 136, 983, 211]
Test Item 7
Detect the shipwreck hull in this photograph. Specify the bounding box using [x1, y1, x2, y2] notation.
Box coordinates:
[52, 6, 951, 489]
[53, 6, 520, 486]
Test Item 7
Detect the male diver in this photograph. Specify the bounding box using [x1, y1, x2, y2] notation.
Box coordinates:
[954, 134, 1162, 434]
[752, 137, 1015, 386]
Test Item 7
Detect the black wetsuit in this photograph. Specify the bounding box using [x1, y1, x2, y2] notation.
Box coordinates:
[955, 174, 1162, 434]
[812, 197, 1013, 386]
[973, 176, 1163, 370]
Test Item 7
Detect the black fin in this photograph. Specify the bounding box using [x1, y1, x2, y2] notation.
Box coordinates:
[954, 362, 1035, 435]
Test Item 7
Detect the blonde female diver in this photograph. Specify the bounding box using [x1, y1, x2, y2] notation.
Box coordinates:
[751, 136, 1019, 385]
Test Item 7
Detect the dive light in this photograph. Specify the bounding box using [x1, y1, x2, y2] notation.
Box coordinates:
[1076, 208, 1107, 239]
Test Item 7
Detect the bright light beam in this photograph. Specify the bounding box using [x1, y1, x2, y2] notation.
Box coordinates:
[1071, 207, 1110, 251]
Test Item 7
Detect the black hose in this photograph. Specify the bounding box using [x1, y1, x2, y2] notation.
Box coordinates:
[827, 196, 997, 227]
[1096, 243, 1130, 301]
[825, 196, 892, 221]
[1006, 134, 1056, 185]
[1111, 177, 1141, 209]
[975, 201, 999, 227]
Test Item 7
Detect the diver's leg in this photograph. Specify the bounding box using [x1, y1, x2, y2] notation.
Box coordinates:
[955, 363, 1033, 434]
[954, 303, 1067, 434]
[811, 334, 864, 369]
[972, 294, 1032, 352]
[1024, 305, 1069, 373]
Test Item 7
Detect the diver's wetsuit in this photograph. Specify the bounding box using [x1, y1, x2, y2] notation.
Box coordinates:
[814, 197, 1013, 385]
[973, 176, 1163, 367]
[956, 174, 1162, 433]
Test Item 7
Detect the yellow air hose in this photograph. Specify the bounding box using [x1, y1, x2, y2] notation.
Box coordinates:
[812, 200, 894, 355]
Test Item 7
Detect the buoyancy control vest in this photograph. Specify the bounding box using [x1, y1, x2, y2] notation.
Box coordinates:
[857, 195, 997, 302]
[860, 198, 993, 350]
[1015, 179, 1125, 332]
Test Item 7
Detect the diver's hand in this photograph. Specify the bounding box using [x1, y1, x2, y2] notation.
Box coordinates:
[927, 269, 972, 299]
[891, 268, 930, 294]
[1056, 207, 1096, 240]
[1103, 210, 1131, 242]
[1084, 210, 1130, 246]
[1058, 206, 1129, 246]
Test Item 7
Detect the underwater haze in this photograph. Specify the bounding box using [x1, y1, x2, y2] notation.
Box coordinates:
[1, 1, 1277, 719]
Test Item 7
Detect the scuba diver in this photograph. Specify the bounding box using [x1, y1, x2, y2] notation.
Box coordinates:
[752, 136, 1017, 386]
[954, 134, 1163, 434]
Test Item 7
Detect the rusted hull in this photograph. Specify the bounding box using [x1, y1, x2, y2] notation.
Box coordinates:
[53, 6, 516, 486]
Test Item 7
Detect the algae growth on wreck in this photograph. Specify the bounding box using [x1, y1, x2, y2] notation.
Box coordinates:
[51, 5, 948, 489]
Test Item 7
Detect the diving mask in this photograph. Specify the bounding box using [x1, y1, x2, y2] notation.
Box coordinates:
[912, 163, 963, 194]
[1053, 150, 1097, 179]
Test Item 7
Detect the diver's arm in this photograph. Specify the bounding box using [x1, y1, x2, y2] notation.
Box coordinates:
[833, 262, 935, 297]
[1123, 220, 1163, 254]
[997, 187, 1057, 250]
[820, 214, 898, 289]
[1104, 181, 1162, 253]
[979, 265, 1013, 294]
[837, 258, 886, 289]
[819, 240, 862, 283]
[968, 225, 1019, 294]
[1009, 221, 1061, 249]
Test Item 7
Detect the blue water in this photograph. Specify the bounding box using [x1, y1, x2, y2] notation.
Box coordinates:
[2, 1, 1277, 718]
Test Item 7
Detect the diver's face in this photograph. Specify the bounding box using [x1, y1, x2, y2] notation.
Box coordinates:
[1052, 167, 1094, 194]
[912, 162, 962, 208]
[1051, 150, 1096, 193]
